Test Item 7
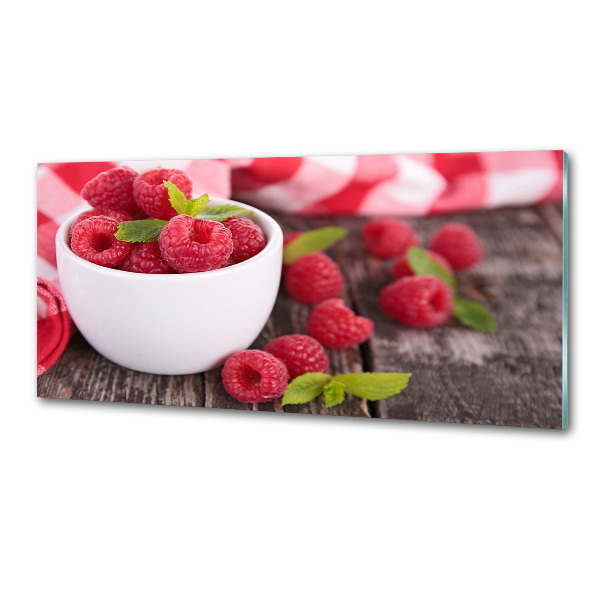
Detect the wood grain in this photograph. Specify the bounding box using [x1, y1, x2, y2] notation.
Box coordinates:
[38, 204, 564, 428]
[38, 332, 205, 407]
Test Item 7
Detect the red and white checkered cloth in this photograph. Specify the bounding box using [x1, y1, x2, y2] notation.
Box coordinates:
[36, 151, 563, 375]
[226, 151, 564, 216]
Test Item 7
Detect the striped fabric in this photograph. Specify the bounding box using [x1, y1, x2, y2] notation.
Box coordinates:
[226, 151, 563, 216]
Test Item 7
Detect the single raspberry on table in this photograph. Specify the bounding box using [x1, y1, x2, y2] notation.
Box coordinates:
[428, 223, 483, 270]
[284, 252, 345, 305]
[70, 207, 133, 238]
[121, 242, 175, 274]
[264, 334, 329, 379]
[223, 217, 266, 265]
[81, 166, 139, 216]
[158, 215, 233, 273]
[70, 215, 132, 268]
[391, 250, 454, 279]
[133, 168, 193, 220]
[379, 275, 454, 328]
[221, 350, 289, 403]
[306, 298, 374, 349]
[361, 218, 419, 259]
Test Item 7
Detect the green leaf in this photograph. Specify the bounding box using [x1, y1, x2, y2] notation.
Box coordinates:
[115, 219, 168, 243]
[198, 204, 253, 222]
[164, 182, 213, 217]
[184, 193, 211, 217]
[164, 181, 188, 214]
[332, 372, 411, 401]
[282, 227, 348, 266]
[406, 246, 456, 292]
[323, 381, 346, 408]
[282, 372, 332, 406]
[452, 297, 497, 332]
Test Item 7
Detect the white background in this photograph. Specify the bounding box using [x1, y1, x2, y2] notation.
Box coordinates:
[2, 2, 598, 599]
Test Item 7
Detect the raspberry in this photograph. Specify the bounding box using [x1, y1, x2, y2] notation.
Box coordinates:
[133, 168, 193, 220]
[264, 334, 329, 379]
[221, 350, 289, 403]
[223, 217, 267, 265]
[284, 252, 345, 305]
[70, 207, 133, 238]
[70, 215, 132, 268]
[81, 166, 139, 216]
[306, 299, 374, 349]
[158, 215, 233, 273]
[391, 250, 454, 279]
[379, 275, 454, 328]
[428, 223, 483, 270]
[362, 218, 419, 259]
[121, 242, 175, 274]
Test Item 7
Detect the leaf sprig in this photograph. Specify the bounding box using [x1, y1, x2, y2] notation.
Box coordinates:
[282, 371, 411, 407]
[115, 182, 253, 243]
[115, 219, 168, 243]
[406, 246, 456, 292]
[199, 204, 253, 221]
[282, 227, 348, 266]
[406, 247, 496, 332]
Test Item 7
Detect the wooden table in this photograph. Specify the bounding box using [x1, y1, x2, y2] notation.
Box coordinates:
[38, 203, 564, 428]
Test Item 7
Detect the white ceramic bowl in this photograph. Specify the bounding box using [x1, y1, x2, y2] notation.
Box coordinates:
[55, 199, 283, 375]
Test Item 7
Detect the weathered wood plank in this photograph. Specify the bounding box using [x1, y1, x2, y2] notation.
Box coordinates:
[339, 206, 563, 428]
[37, 332, 205, 407]
[537, 202, 564, 243]
[375, 358, 562, 428]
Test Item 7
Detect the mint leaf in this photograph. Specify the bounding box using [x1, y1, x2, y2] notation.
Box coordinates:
[282, 372, 331, 406]
[115, 219, 168, 243]
[323, 381, 346, 408]
[332, 372, 411, 400]
[164, 182, 213, 217]
[198, 204, 253, 222]
[184, 193, 211, 217]
[407, 246, 456, 292]
[452, 298, 497, 332]
[282, 227, 348, 266]
[164, 181, 188, 214]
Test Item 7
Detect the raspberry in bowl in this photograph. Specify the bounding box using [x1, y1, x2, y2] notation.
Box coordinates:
[55, 198, 283, 375]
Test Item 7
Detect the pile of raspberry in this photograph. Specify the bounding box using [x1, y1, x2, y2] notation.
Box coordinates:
[277, 217, 484, 348]
[221, 231, 378, 404]
[220, 218, 484, 404]
[223, 322, 372, 403]
[282, 231, 375, 346]
[69, 166, 267, 273]
[361, 217, 483, 328]
[222, 335, 330, 403]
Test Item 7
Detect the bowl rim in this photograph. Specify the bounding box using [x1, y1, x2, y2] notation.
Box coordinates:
[55, 197, 283, 280]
